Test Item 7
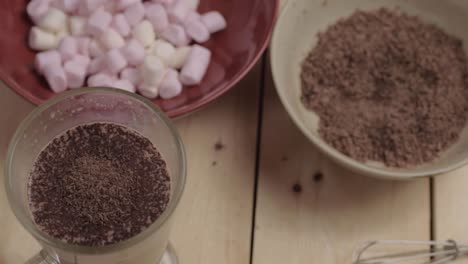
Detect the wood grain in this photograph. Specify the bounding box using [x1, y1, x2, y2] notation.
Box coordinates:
[0, 82, 38, 264]
[252, 61, 430, 264]
[170, 63, 261, 264]
[434, 168, 468, 263]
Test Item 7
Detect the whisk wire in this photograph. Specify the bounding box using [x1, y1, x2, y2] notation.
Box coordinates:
[353, 240, 468, 264]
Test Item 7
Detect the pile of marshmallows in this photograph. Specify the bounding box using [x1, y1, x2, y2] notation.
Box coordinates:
[27, 0, 226, 99]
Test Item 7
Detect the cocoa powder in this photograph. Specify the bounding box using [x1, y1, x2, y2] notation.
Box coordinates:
[28, 123, 171, 246]
[301, 8, 468, 167]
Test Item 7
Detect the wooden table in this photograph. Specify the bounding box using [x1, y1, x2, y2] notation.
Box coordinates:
[2, 2, 468, 263]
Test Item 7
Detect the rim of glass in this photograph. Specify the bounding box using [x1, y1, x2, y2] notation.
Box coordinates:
[4, 87, 187, 255]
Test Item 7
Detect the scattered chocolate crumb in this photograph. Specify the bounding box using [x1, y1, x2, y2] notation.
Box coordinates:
[28, 123, 171, 247]
[301, 8, 468, 167]
[281, 156, 289, 162]
[313, 172, 323, 183]
[214, 140, 225, 151]
[292, 183, 302, 193]
[212, 161, 218, 166]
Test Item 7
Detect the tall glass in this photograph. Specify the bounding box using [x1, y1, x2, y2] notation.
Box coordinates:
[4, 88, 186, 264]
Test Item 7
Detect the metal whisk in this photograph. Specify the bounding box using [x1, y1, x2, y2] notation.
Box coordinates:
[352, 240, 468, 264]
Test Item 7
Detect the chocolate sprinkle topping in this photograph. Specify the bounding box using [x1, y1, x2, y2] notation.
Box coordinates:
[28, 123, 171, 247]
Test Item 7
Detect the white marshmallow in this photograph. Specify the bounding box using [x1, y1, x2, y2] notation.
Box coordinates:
[201, 11, 227, 34]
[120, 67, 140, 86]
[100, 28, 125, 50]
[152, 40, 175, 65]
[167, 46, 191, 69]
[132, 20, 156, 48]
[69, 16, 86, 36]
[58, 36, 78, 62]
[180, 44, 211, 85]
[35, 50, 62, 74]
[88, 72, 115, 87]
[64, 60, 87, 88]
[113, 79, 136, 92]
[55, 28, 70, 40]
[89, 39, 105, 58]
[137, 82, 159, 99]
[145, 41, 156, 55]
[43, 64, 67, 93]
[27, 0, 50, 24]
[105, 49, 128, 74]
[121, 39, 146, 66]
[111, 14, 131, 37]
[29, 27, 59, 51]
[38, 7, 68, 33]
[140, 55, 166, 85]
[53, 0, 79, 13]
[159, 69, 182, 99]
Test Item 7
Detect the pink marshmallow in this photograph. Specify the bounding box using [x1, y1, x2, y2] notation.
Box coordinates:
[88, 56, 104, 74]
[105, 49, 127, 74]
[161, 24, 190, 47]
[64, 60, 87, 88]
[124, 2, 145, 27]
[145, 3, 169, 33]
[77, 2, 90, 16]
[116, 0, 139, 10]
[35, 50, 61, 74]
[111, 14, 131, 37]
[168, 0, 190, 24]
[88, 73, 115, 87]
[84, 0, 106, 12]
[120, 67, 140, 86]
[72, 54, 91, 67]
[76, 37, 90, 57]
[159, 69, 182, 99]
[58, 36, 78, 62]
[113, 79, 136, 92]
[121, 39, 145, 66]
[87, 9, 112, 37]
[153, 0, 174, 6]
[52, 0, 79, 13]
[184, 12, 210, 43]
[44, 64, 67, 93]
[27, 0, 50, 24]
[201, 11, 227, 34]
[180, 44, 211, 86]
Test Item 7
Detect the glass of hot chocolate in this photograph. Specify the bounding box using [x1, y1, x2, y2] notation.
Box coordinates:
[4, 88, 186, 264]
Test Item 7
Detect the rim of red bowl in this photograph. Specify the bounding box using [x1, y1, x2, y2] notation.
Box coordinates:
[1, 1, 279, 119]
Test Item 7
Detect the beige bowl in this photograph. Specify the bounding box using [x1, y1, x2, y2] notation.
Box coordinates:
[271, 0, 468, 179]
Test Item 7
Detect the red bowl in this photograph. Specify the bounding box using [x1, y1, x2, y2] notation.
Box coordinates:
[0, 0, 278, 118]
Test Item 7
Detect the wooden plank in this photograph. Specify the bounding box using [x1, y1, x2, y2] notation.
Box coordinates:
[252, 60, 430, 264]
[434, 168, 468, 263]
[0, 83, 38, 263]
[0, 62, 261, 263]
[171, 63, 261, 264]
